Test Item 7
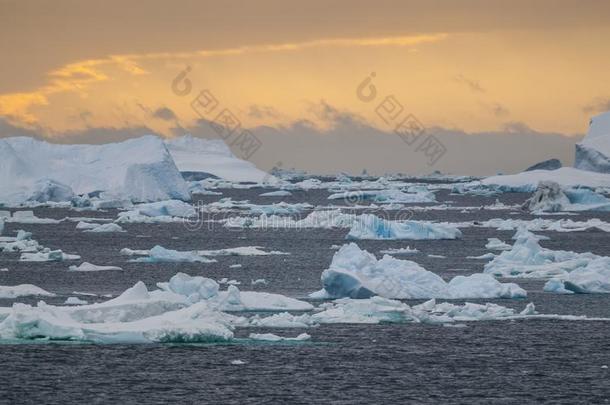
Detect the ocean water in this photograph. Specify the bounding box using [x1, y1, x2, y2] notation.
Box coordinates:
[1, 183, 609, 404]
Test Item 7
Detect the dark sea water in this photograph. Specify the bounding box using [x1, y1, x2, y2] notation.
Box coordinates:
[1, 183, 609, 404]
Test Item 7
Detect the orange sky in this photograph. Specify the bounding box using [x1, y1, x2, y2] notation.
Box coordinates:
[1, 0, 610, 140]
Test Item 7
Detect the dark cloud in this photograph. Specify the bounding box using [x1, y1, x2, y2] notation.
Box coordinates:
[247, 105, 280, 120]
[0, 102, 583, 176]
[152, 106, 177, 121]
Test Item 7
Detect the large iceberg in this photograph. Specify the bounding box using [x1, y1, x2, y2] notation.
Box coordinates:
[575, 111, 610, 173]
[0, 135, 190, 204]
[165, 135, 274, 183]
[311, 243, 525, 299]
[346, 214, 462, 240]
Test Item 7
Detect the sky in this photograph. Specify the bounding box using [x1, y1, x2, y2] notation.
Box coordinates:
[1, 0, 609, 175]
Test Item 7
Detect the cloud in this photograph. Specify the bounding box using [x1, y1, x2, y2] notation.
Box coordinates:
[152, 106, 177, 121]
[454, 74, 485, 93]
[247, 105, 280, 120]
[583, 97, 610, 114]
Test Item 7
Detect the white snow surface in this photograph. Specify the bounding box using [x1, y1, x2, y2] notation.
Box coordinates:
[0, 135, 190, 204]
[165, 135, 274, 183]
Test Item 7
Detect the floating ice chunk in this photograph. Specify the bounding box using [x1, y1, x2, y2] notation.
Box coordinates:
[379, 247, 419, 255]
[75, 221, 98, 230]
[164, 273, 220, 302]
[259, 190, 293, 197]
[64, 297, 88, 305]
[0, 268, 8, 272]
[197, 246, 288, 256]
[118, 200, 196, 223]
[446, 273, 526, 299]
[251, 279, 267, 286]
[312, 296, 417, 324]
[346, 214, 462, 240]
[68, 262, 123, 272]
[313, 243, 525, 299]
[522, 181, 610, 212]
[248, 332, 311, 342]
[230, 264, 243, 269]
[428, 254, 446, 259]
[485, 238, 512, 251]
[131, 246, 216, 263]
[467, 253, 497, 260]
[20, 250, 81, 262]
[328, 189, 436, 203]
[6, 211, 61, 224]
[522, 181, 571, 212]
[231, 360, 246, 365]
[0, 284, 55, 299]
[0, 301, 234, 343]
[232, 291, 313, 311]
[544, 258, 610, 294]
[84, 223, 126, 233]
[248, 312, 313, 328]
[484, 231, 595, 278]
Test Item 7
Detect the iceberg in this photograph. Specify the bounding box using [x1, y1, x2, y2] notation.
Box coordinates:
[312, 243, 525, 299]
[522, 181, 610, 212]
[483, 230, 596, 278]
[481, 168, 610, 191]
[544, 258, 610, 294]
[0, 135, 190, 205]
[575, 111, 610, 173]
[164, 135, 274, 183]
[346, 214, 462, 240]
[0, 301, 235, 343]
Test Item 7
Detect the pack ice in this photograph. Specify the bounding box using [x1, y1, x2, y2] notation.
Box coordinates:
[310, 243, 525, 299]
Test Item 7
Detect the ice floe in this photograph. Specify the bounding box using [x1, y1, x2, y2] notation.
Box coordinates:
[0, 284, 55, 299]
[68, 262, 123, 272]
[544, 258, 610, 294]
[83, 223, 126, 233]
[248, 332, 311, 342]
